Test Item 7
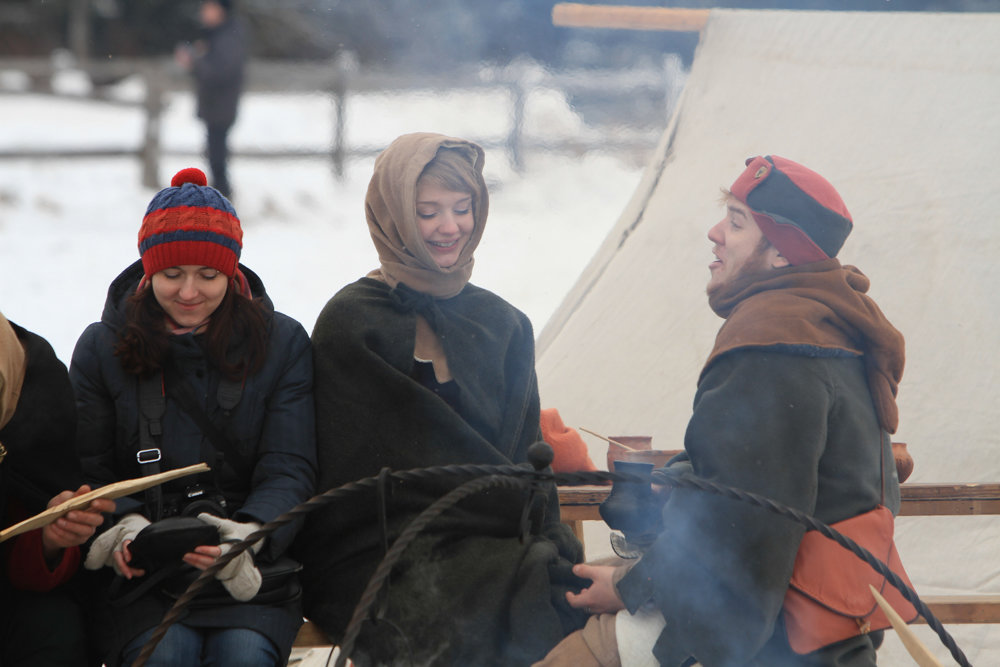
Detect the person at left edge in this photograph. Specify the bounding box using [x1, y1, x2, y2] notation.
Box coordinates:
[70, 168, 316, 667]
[1, 311, 115, 666]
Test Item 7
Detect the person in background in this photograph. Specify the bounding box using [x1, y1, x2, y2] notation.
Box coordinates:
[1, 312, 114, 666]
[71, 168, 316, 667]
[537, 155, 908, 666]
[296, 132, 588, 665]
[175, 0, 248, 199]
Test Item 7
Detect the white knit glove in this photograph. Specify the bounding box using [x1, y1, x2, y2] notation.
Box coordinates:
[198, 513, 263, 602]
[84, 513, 151, 574]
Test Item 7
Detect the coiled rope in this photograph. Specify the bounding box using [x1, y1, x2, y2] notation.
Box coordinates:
[133, 454, 970, 667]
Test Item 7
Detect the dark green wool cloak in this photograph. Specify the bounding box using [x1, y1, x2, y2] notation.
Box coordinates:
[296, 278, 586, 666]
[618, 261, 904, 667]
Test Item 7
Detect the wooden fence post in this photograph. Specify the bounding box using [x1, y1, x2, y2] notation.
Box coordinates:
[507, 80, 525, 172]
[330, 53, 357, 179]
[141, 67, 165, 189]
[331, 75, 346, 179]
[68, 0, 91, 65]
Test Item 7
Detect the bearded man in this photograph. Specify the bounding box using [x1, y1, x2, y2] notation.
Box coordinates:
[537, 156, 908, 667]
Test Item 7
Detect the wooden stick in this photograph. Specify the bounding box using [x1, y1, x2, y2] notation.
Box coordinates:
[0, 462, 211, 542]
[868, 584, 943, 667]
[578, 427, 639, 451]
[552, 4, 710, 33]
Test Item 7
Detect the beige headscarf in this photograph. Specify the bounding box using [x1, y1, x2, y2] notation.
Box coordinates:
[0, 311, 27, 431]
[365, 132, 489, 299]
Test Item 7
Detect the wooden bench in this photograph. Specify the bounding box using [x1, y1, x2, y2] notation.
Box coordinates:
[558, 482, 1000, 625]
[291, 482, 1000, 654]
[292, 620, 334, 649]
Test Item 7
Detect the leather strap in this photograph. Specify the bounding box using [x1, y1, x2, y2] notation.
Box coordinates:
[163, 366, 250, 483]
[137, 373, 166, 519]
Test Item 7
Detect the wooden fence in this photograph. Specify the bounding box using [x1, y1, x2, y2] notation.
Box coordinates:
[0, 56, 676, 187]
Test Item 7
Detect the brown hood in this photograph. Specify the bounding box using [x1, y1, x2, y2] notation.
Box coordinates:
[705, 259, 905, 433]
[365, 132, 489, 299]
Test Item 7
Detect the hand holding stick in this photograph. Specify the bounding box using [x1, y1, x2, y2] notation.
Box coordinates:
[1, 463, 211, 542]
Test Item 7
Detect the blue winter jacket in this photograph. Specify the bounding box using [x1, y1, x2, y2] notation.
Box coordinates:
[69, 259, 316, 665]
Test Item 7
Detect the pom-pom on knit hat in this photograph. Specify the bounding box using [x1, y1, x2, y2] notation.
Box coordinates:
[730, 155, 853, 266]
[138, 167, 242, 278]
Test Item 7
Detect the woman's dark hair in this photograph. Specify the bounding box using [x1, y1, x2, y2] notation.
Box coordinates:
[114, 280, 269, 380]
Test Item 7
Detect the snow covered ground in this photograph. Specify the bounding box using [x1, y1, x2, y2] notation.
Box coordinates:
[0, 72, 654, 366]
[0, 73, 658, 663]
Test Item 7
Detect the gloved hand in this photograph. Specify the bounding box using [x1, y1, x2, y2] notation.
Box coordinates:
[197, 513, 264, 554]
[84, 513, 151, 574]
[198, 513, 263, 602]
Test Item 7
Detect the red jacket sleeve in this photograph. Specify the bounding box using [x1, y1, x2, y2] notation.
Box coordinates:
[6, 528, 80, 591]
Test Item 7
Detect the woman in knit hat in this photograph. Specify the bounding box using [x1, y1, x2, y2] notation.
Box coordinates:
[295, 133, 587, 665]
[70, 168, 316, 667]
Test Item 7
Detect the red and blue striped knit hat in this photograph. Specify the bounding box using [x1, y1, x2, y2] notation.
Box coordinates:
[730, 155, 853, 266]
[138, 168, 242, 278]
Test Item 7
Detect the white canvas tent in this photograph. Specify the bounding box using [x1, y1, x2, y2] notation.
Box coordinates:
[537, 9, 1000, 664]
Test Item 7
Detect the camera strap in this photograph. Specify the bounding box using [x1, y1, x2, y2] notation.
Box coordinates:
[135, 367, 249, 520]
[137, 373, 166, 520]
[162, 365, 251, 484]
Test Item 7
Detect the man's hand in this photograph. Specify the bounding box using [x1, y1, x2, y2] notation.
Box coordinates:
[565, 563, 626, 615]
[41, 485, 115, 558]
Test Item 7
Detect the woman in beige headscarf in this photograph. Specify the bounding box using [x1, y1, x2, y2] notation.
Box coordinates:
[1, 312, 114, 665]
[298, 133, 587, 665]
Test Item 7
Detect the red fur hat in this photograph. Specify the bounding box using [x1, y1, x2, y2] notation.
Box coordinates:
[730, 156, 853, 266]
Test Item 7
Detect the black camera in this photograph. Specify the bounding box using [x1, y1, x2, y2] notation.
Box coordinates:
[179, 484, 229, 519]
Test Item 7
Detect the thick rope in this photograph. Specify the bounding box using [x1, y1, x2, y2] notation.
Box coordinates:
[132, 464, 970, 667]
[131, 464, 531, 666]
[644, 468, 971, 667]
[334, 474, 529, 667]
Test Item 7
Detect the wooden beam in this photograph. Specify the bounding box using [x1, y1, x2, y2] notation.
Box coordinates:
[552, 3, 710, 32]
[555, 484, 1000, 630]
[559, 483, 1000, 520]
[919, 595, 1000, 624]
[899, 483, 1000, 517]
